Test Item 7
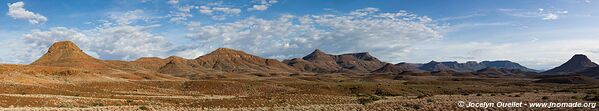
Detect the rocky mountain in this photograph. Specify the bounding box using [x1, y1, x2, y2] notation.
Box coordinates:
[573, 67, 599, 78]
[284, 49, 385, 73]
[418, 61, 455, 72]
[544, 54, 598, 75]
[194, 48, 297, 73]
[481, 60, 536, 72]
[335, 52, 385, 72]
[418, 60, 535, 72]
[394, 62, 424, 72]
[372, 63, 402, 74]
[31, 41, 110, 69]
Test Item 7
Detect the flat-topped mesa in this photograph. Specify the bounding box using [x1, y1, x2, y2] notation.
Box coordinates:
[31, 41, 109, 68]
[342, 52, 378, 61]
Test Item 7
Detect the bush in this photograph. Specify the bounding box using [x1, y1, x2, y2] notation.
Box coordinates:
[357, 95, 382, 105]
[571, 96, 579, 100]
[374, 89, 400, 96]
[476, 93, 482, 96]
[139, 106, 149, 110]
[541, 96, 549, 100]
[426, 99, 434, 103]
[92, 103, 104, 107]
[514, 95, 521, 97]
[583, 95, 599, 101]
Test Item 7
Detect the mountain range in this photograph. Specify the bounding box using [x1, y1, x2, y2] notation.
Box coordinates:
[22, 41, 599, 79]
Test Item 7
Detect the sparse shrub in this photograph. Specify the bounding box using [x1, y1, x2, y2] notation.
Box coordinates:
[571, 96, 579, 100]
[515, 95, 521, 97]
[139, 105, 149, 110]
[416, 95, 428, 99]
[92, 103, 104, 106]
[541, 96, 549, 100]
[462, 93, 469, 96]
[126, 99, 133, 103]
[491, 94, 496, 96]
[583, 95, 599, 101]
[426, 99, 434, 103]
[357, 95, 381, 105]
[476, 93, 482, 96]
[374, 89, 400, 96]
[403, 104, 423, 109]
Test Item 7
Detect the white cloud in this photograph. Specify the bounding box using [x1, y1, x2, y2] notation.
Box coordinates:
[197, 4, 241, 20]
[248, 0, 278, 11]
[499, 8, 568, 21]
[540, 9, 568, 20]
[183, 8, 443, 61]
[110, 9, 147, 25]
[6, 2, 47, 24]
[168, 5, 196, 23]
[198, 6, 213, 15]
[167, 0, 179, 5]
[250, 5, 268, 11]
[212, 7, 241, 15]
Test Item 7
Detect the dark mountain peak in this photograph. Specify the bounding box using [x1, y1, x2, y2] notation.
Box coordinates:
[427, 61, 440, 64]
[466, 61, 478, 64]
[544, 54, 598, 74]
[302, 49, 334, 61]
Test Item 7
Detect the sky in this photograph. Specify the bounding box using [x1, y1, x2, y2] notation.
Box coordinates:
[1, 0, 599, 70]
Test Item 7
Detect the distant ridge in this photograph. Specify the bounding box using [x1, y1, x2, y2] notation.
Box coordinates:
[417, 60, 535, 72]
[284, 49, 385, 73]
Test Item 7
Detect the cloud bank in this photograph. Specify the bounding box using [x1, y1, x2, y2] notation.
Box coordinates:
[182, 8, 443, 62]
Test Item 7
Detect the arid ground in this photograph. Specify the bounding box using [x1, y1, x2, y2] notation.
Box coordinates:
[0, 70, 597, 111]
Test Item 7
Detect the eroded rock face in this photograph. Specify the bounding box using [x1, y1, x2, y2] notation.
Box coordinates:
[193, 48, 297, 73]
[418, 60, 535, 72]
[372, 63, 403, 74]
[284, 49, 385, 73]
[544, 54, 599, 74]
[31, 41, 109, 69]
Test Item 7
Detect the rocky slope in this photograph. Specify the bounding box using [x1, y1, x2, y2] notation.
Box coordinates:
[194, 48, 297, 73]
[30, 41, 110, 69]
[418, 60, 535, 72]
[372, 63, 403, 74]
[284, 49, 385, 73]
[544, 54, 598, 75]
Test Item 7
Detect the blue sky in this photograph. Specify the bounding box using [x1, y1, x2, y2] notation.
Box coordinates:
[1, 0, 599, 70]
